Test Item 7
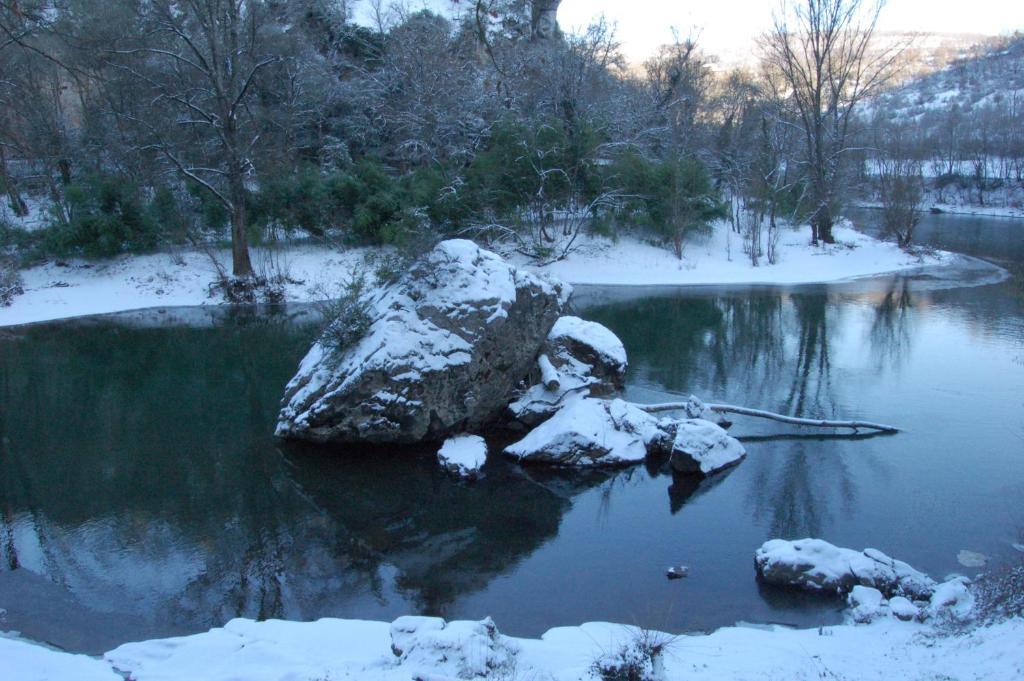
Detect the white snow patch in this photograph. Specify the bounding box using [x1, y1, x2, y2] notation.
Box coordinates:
[0, 635, 121, 681]
[436, 434, 487, 479]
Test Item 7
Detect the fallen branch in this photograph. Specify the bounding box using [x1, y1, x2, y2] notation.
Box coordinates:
[639, 402, 900, 433]
[538, 354, 560, 391]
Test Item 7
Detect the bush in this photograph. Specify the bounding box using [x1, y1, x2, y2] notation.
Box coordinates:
[318, 269, 374, 354]
[973, 552, 1024, 624]
[0, 258, 23, 306]
[608, 151, 726, 257]
[46, 176, 159, 257]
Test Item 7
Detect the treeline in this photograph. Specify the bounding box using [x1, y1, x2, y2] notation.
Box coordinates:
[1, 0, 1016, 284]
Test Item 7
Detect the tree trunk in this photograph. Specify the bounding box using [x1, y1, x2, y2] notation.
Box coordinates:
[229, 172, 253, 278]
[0, 147, 28, 218]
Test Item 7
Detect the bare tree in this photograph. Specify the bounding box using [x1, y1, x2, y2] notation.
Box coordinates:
[114, 0, 282, 277]
[762, 0, 900, 244]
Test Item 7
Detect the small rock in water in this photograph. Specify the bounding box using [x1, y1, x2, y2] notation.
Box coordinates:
[437, 434, 487, 480]
[957, 550, 989, 568]
[666, 566, 689, 580]
[1012, 543, 1024, 554]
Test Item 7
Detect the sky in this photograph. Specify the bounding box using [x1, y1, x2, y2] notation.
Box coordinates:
[557, 0, 1024, 61]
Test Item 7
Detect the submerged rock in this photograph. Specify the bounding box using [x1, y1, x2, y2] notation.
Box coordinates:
[667, 419, 746, 476]
[754, 538, 937, 600]
[507, 316, 627, 427]
[276, 240, 568, 444]
[504, 397, 668, 467]
[436, 434, 487, 480]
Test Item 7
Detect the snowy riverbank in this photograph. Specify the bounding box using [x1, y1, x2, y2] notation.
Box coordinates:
[4, 611, 1022, 681]
[0, 224, 958, 328]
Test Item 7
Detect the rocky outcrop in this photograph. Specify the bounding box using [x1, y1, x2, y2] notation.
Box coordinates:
[276, 240, 569, 444]
[507, 316, 627, 427]
[754, 538, 937, 600]
[504, 397, 745, 472]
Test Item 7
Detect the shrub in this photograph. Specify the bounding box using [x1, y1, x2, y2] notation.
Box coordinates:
[318, 269, 374, 353]
[590, 628, 676, 681]
[972, 551, 1024, 624]
[47, 176, 159, 257]
[0, 258, 22, 306]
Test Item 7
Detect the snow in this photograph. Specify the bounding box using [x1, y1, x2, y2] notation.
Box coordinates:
[0, 222, 959, 328]
[0, 634, 121, 681]
[5, 611, 1021, 681]
[513, 222, 955, 287]
[436, 434, 487, 479]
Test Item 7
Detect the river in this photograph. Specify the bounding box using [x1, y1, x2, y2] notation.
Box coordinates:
[0, 212, 1021, 654]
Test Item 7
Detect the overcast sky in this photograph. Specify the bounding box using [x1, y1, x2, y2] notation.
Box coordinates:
[557, 0, 1024, 61]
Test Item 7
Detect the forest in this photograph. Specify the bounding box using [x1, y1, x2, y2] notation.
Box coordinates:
[1, 0, 1022, 294]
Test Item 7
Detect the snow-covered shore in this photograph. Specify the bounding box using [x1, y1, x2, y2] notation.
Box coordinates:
[4, 612, 1022, 681]
[0, 224, 957, 328]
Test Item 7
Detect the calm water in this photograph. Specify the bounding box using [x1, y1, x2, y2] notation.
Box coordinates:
[1, 216, 1022, 654]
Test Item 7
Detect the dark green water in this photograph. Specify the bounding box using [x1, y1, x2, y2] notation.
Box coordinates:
[1, 216, 1022, 654]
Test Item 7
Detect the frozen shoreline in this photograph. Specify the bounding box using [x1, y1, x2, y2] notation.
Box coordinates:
[0, 224, 964, 328]
[4, 612, 1022, 681]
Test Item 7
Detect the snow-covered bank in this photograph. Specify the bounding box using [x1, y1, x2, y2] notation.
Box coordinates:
[4, 613, 1022, 681]
[523, 224, 954, 287]
[855, 199, 1024, 219]
[0, 224, 954, 327]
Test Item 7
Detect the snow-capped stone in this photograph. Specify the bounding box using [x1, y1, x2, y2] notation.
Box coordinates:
[547, 315, 627, 383]
[889, 596, 920, 622]
[436, 435, 487, 480]
[928, 577, 975, 620]
[754, 538, 937, 600]
[276, 240, 569, 444]
[388, 616, 516, 679]
[848, 585, 885, 623]
[667, 418, 746, 476]
[504, 397, 668, 467]
[508, 316, 628, 427]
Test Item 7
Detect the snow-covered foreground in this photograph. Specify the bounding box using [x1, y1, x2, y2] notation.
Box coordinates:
[0, 224, 954, 327]
[4, 613, 1022, 681]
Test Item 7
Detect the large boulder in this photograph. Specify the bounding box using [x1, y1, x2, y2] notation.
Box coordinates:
[507, 316, 628, 426]
[754, 538, 937, 600]
[276, 240, 569, 444]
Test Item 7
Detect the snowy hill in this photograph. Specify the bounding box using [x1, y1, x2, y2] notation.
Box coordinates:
[872, 33, 1024, 123]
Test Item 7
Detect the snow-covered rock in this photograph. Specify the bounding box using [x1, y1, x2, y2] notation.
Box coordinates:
[928, 577, 975, 620]
[888, 596, 920, 622]
[436, 434, 487, 480]
[504, 397, 668, 467]
[667, 418, 746, 476]
[848, 585, 886, 623]
[755, 538, 937, 600]
[276, 240, 569, 444]
[508, 315, 628, 426]
[388, 615, 517, 680]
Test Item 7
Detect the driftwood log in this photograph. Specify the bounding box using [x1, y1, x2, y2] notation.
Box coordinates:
[639, 402, 900, 433]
